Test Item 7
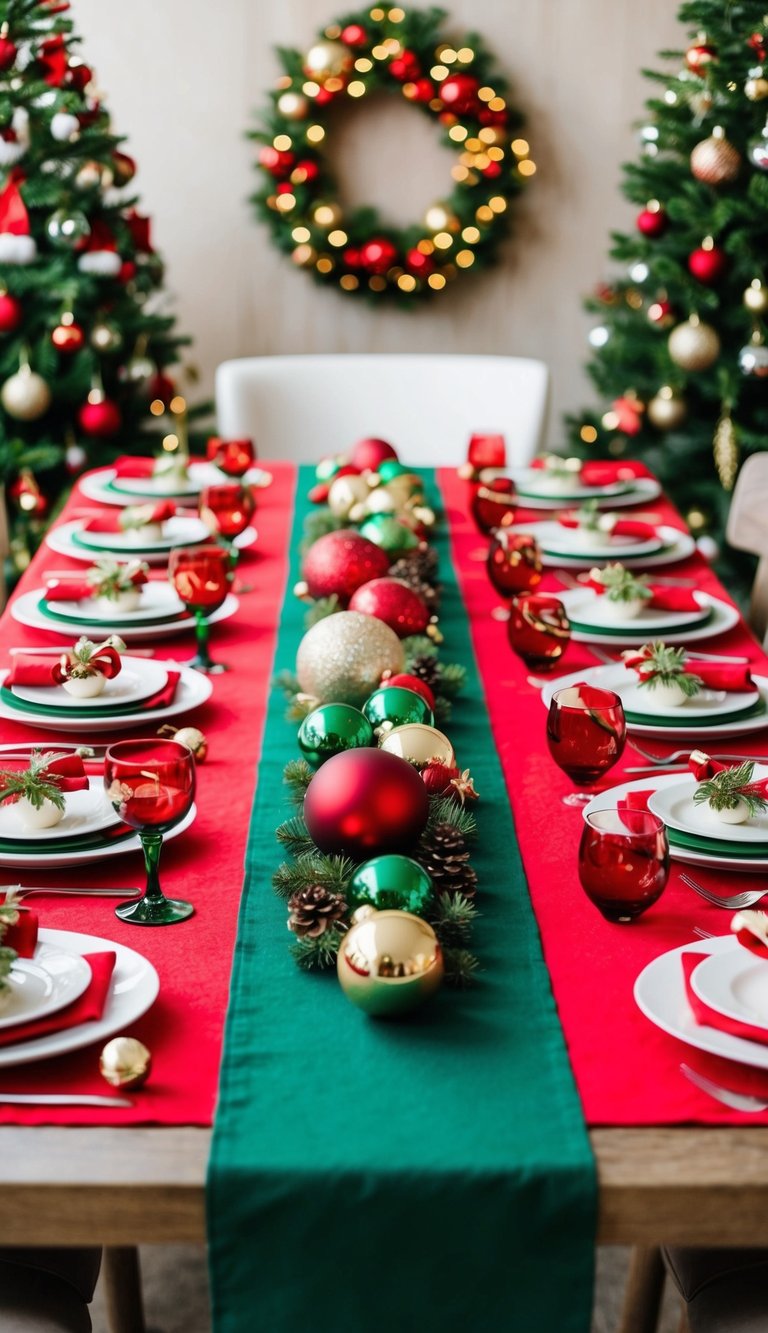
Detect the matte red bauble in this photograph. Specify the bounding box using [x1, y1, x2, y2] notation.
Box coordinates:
[301, 529, 390, 602]
[404, 78, 435, 104]
[78, 395, 121, 437]
[439, 73, 479, 113]
[304, 748, 430, 857]
[291, 159, 320, 185]
[688, 245, 727, 283]
[0, 292, 22, 333]
[636, 206, 667, 238]
[381, 672, 436, 710]
[0, 36, 17, 71]
[351, 437, 398, 471]
[51, 318, 85, 353]
[359, 238, 398, 274]
[470, 478, 517, 533]
[686, 41, 716, 74]
[349, 577, 430, 637]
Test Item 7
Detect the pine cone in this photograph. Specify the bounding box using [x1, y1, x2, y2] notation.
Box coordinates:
[389, 559, 441, 612]
[417, 822, 478, 898]
[409, 653, 441, 692]
[392, 545, 439, 585]
[287, 885, 348, 939]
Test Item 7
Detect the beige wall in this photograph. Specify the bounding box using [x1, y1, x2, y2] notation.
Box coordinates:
[75, 0, 682, 443]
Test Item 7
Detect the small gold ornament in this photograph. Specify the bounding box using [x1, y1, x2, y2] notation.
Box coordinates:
[713, 410, 739, 491]
[337, 906, 444, 1017]
[424, 203, 458, 232]
[159, 724, 208, 761]
[312, 200, 343, 229]
[327, 472, 370, 518]
[686, 506, 708, 536]
[303, 40, 349, 80]
[296, 611, 405, 706]
[99, 1036, 152, 1089]
[746, 74, 768, 101]
[277, 90, 310, 120]
[668, 315, 720, 371]
[744, 278, 768, 314]
[90, 320, 122, 353]
[379, 722, 456, 768]
[690, 127, 741, 185]
[647, 386, 688, 431]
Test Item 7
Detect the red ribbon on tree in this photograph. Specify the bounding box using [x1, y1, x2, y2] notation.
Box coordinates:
[38, 33, 69, 85]
[0, 169, 30, 236]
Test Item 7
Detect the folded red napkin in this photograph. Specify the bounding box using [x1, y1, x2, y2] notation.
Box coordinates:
[623, 653, 753, 693]
[581, 460, 651, 486]
[81, 500, 177, 533]
[0, 754, 89, 795]
[0, 906, 38, 958]
[52, 643, 122, 685]
[111, 456, 156, 478]
[682, 950, 768, 1047]
[689, 751, 766, 781]
[558, 515, 658, 540]
[583, 576, 700, 613]
[43, 579, 95, 602]
[5, 655, 58, 687]
[0, 950, 115, 1048]
[617, 790, 653, 813]
[135, 669, 180, 711]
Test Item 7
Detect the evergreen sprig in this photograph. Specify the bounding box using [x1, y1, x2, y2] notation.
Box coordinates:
[427, 795, 477, 839]
[637, 641, 702, 696]
[290, 926, 345, 971]
[429, 892, 479, 946]
[693, 759, 768, 815]
[275, 814, 315, 858]
[443, 948, 480, 988]
[272, 853, 354, 900]
[282, 758, 314, 804]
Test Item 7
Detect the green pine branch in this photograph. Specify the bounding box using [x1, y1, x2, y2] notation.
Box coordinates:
[272, 853, 354, 900]
[427, 796, 477, 839]
[290, 925, 345, 971]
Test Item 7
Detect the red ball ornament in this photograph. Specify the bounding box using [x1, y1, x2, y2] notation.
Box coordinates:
[420, 762, 460, 797]
[636, 205, 667, 238]
[351, 437, 398, 471]
[112, 151, 136, 185]
[686, 42, 716, 74]
[301, 529, 390, 602]
[381, 672, 435, 710]
[611, 395, 644, 435]
[688, 244, 727, 284]
[359, 237, 398, 274]
[482, 160, 503, 179]
[304, 748, 430, 857]
[258, 145, 295, 178]
[119, 260, 137, 283]
[291, 159, 320, 185]
[0, 292, 22, 334]
[389, 50, 420, 81]
[471, 477, 517, 533]
[404, 78, 435, 103]
[0, 35, 17, 71]
[406, 247, 435, 277]
[341, 23, 367, 47]
[315, 86, 337, 106]
[78, 394, 121, 437]
[343, 247, 362, 269]
[146, 371, 176, 408]
[51, 317, 85, 353]
[439, 74, 479, 114]
[349, 578, 431, 637]
[648, 298, 674, 327]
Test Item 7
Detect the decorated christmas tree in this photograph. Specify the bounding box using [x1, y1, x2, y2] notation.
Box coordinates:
[566, 0, 768, 579]
[0, 0, 197, 571]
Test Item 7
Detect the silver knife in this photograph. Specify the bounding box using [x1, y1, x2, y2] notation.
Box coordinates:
[0, 1093, 133, 1107]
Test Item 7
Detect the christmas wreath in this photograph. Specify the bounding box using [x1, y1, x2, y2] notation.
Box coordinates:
[250, 6, 532, 302]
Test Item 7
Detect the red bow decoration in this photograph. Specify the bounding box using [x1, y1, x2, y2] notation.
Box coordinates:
[37, 34, 69, 85]
[124, 209, 152, 252]
[52, 641, 123, 684]
[688, 749, 768, 797]
[0, 170, 30, 236]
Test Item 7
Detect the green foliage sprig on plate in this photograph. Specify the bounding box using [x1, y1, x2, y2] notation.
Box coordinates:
[635, 641, 703, 697]
[592, 563, 652, 604]
[693, 759, 768, 817]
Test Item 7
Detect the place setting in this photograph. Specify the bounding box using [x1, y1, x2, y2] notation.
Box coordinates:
[501, 452, 662, 510]
[78, 439, 271, 507]
[500, 504, 696, 570]
[552, 562, 739, 644]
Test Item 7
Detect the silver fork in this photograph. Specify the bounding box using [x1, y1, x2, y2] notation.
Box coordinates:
[693, 926, 715, 939]
[629, 741, 768, 765]
[680, 1063, 768, 1112]
[9, 886, 141, 900]
[680, 871, 765, 910]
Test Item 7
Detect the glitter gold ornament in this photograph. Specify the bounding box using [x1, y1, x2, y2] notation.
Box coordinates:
[379, 722, 456, 768]
[337, 906, 443, 1017]
[690, 128, 741, 184]
[647, 386, 688, 431]
[668, 316, 720, 371]
[713, 410, 738, 491]
[99, 1035, 151, 1089]
[327, 472, 370, 517]
[296, 610, 405, 706]
[744, 279, 768, 314]
[90, 320, 122, 353]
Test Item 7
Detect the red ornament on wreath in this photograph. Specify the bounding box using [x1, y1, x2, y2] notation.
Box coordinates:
[291, 160, 320, 186]
[349, 577, 431, 637]
[389, 50, 420, 81]
[688, 243, 727, 284]
[439, 74, 479, 114]
[360, 237, 398, 274]
[381, 671, 435, 710]
[351, 437, 398, 471]
[341, 23, 367, 47]
[0, 33, 17, 72]
[259, 145, 295, 178]
[406, 247, 435, 276]
[0, 291, 22, 333]
[636, 204, 667, 238]
[404, 78, 435, 104]
[78, 391, 121, 437]
[304, 748, 430, 857]
[300, 529, 390, 602]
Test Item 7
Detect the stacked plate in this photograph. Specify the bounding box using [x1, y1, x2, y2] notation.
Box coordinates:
[0, 656, 211, 732]
[505, 467, 661, 510]
[540, 664, 768, 738]
[46, 517, 256, 565]
[555, 587, 739, 645]
[79, 461, 271, 506]
[11, 584, 239, 641]
[501, 519, 695, 569]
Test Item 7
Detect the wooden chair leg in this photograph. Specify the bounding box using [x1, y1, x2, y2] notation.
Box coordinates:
[104, 1246, 146, 1333]
[677, 1305, 691, 1333]
[617, 1245, 666, 1333]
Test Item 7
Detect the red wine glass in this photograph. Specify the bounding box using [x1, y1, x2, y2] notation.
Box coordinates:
[578, 808, 669, 922]
[467, 432, 507, 473]
[168, 544, 231, 674]
[508, 593, 570, 670]
[105, 739, 196, 925]
[546, 684, 626, 806]
[206, 437, 255, 478]
[487, 531, 543, 596]
[199, 483, 255, 556]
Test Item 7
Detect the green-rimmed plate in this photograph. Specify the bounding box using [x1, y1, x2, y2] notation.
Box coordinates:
[70, 514, 209, 556]
[11, 588, 239, 642]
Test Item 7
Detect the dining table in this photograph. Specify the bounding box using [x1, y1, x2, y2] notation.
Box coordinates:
[2, 457, 768, 1332]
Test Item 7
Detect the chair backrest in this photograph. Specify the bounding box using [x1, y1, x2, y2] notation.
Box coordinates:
[726, 451, 768, 642]
[215, 354, 549, 466]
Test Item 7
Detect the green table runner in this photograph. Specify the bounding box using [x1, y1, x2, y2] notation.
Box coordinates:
[207, 467, 596, 1332]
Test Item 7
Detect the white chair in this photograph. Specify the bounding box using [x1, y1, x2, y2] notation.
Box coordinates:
[726, 452, 768, 644]
[215, 354, 549, 466]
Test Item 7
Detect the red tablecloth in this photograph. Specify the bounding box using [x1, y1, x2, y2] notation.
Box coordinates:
[0, 462, 296, 1124]
[438, 468, 768, 1125]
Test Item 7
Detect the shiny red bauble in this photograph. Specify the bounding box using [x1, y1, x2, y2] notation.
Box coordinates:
[406, 247, 435, 276]
[78, 395, 122, 437]
[341, 23, 367, 46]
[389, 49, 420, 81]
[636, 207, 667, 238]
[439, 74, 479, 113]
[381, 672, 435, 710]
[404, 78, 435, 103]
[291, 159, 320, 185]
[301, 529, 390, 602]
[688, 245, 727, 284]
[304, 748, 430, 857]
[359, 237, 398, 274]
[470, 478, 517, 533]
[349, 577, 430, 637]
[0, 36, 17, 71]
[0, 292, 22, 333]
[351, 437, 398, 471]
[258, 146, 295, 177]
[685, 42, 716, 74]
[51, 319, 85, 353]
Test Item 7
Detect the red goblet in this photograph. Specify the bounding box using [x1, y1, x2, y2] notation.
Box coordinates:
[546, 684, 626, 806]
[578, 808, 669, 923]
[470, 478, 517, 534]
[487, 531, 543, 598]
[104, 739, 196, 925]
[199, 482, 255, 554]
[508, 593, 570, 670]
[206, 436, 256, 477]
[467, 432, 507, 473]
[168, 544, 231, 674]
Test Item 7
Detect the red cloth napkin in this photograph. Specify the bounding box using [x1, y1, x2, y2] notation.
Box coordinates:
[581, 460, 651, 485]
[583, 576, 700, 613]
[112, 456, 156, 478]
[43, 579, 95, 602]
[617, 790, 653, 813]
[1, 907, 38, 958]
[687, 750, 768, 800]
[0, 754, 89, 795]
[52, 644, 122, 685]
[558, 515, 658, 541]
[81, 501, 176, 533]
[134, 669, 180, 711]
[5, 655, 58, 687]
[0, 950, 115, 1048]
[623, 654, 753, 693]
[682, 950, 768, 1047]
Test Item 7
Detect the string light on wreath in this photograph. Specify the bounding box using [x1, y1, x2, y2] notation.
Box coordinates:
[249, 6, 529, 302]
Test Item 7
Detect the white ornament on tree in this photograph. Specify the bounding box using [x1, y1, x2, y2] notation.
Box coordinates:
[50, 111, 80, 142]
[1, 362, 51, 421]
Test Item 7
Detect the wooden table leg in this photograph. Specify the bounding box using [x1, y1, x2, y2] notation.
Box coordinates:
[104, 1246, 146, 1333]
[617, 1245, 665, 1333]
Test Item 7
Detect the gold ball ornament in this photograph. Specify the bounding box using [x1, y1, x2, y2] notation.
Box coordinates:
[362, 485, 397, 516]
[74, 160, 105, 190]
[379, 723, 456, 768]
[746, 74, 768, 101]
[337, 906, 444, 1017]
[1, 365, 51, 421]
[327, 472, 371, 518]
[99, 1036, 152, 1089]
[277, 90, 310, 120]
[690, 130, 741, 185]
[159, 724, 208, 761]
[647, 386, 688, 430]
[744, 279, 768, 315]
[90, 320, 122, 353]
[296, 611, 405, 707]
[668, 317, 720, 371]
[303, 40, 350, 80]
[425, 203, 459, 232]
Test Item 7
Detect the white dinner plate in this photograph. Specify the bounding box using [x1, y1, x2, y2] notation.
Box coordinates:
[11, 656, 168, 710]
[634, 934, 768, 1071]
[46, 520, 257, 566]
[540, 664, 768, 738]
[79, 463, 271, 506]
[531, 520, 664, 560]
[29, 581, 185, 627]
[0, 926, 159, 1067]
[504, 472, 662, 510]
[0, 945, 92, 1031]
[557, 592, 737, 645]
[0, 803, 194, 869]
[502, 522, 696, 569]
[0, 777, 119, 844]
[559, 586, 713, 636]
[692, 948, 768, 1035]
[648, 770, 768, 844]
[11, 589, 238, 642]
[0, 665, 211, 733]
[583, 774, 768, 872]
[71, 514, 209, 554]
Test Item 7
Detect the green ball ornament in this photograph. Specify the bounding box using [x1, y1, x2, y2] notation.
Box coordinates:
[298, 703, 375, 767]
[376, 460, 410, 482]
[359, 514, 420, 555]
[348, 854, 434, 915]
[363, 686, 434, 731]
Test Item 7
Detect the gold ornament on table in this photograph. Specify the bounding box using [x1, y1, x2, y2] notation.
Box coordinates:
[744, 278, 768, 314]
[668, 315, 720, 371]
[327, 472, 371, 519]
[296, 610, 405, 707]
[647, 385, 688, 431]
[99, 1035, 152, 1089]
[713, 410, 739, 491]
[690, 126, 741, 184]
[158, 724, 208, 761]
[379, 722, 456, 768]
[336, 906, 444, 1017]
